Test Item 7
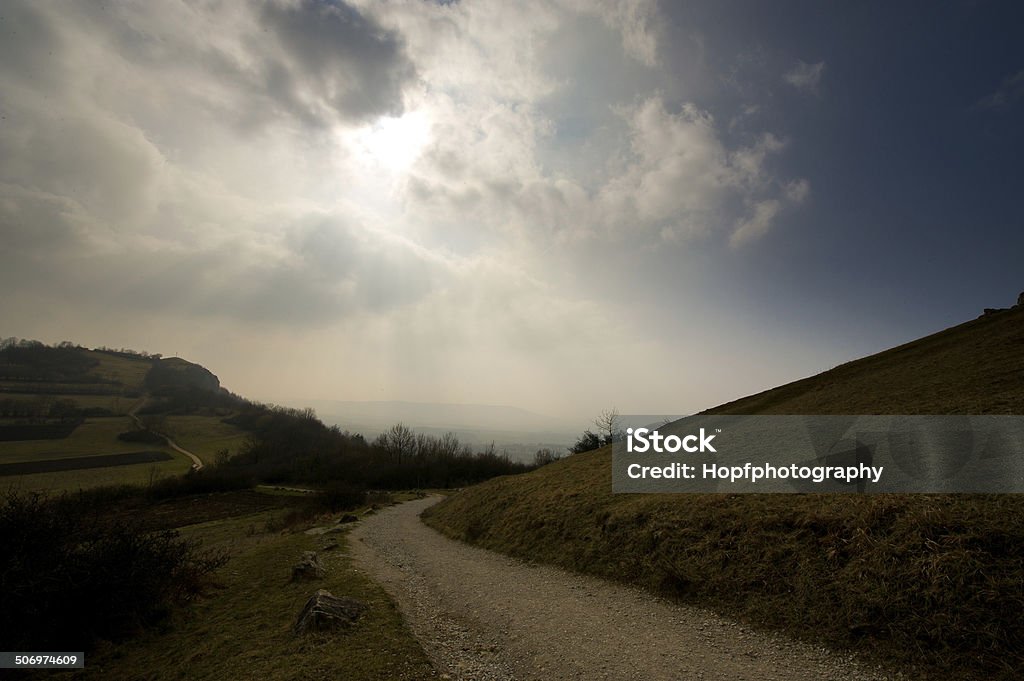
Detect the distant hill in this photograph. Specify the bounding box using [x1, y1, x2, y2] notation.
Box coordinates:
[0, 339, 223, 399]
[424, 305, 1024, 679]
[303, 399, 579, 460]
[304, 399, 570, 431]
[0, 340, 223, 418]
[144, 356, 221, 394]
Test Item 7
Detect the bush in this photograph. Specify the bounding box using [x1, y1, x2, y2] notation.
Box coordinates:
[320, 481, 367, 512]
[0, 491, 227, 650]
[145, 468, 252, 500]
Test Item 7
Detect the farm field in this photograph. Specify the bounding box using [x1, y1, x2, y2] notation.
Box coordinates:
[0, 417, 158, 463]
[0, 450, 172, 476]
[160, 415, 250, 465]
[0, 416, 191, 492]
[2, 453, 193, 493]
[0, 392, 139, 414]
[87, 352, 154, 390]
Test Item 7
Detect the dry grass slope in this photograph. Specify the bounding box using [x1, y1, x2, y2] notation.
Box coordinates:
[706, 306, 1024, 416]
[424, 307, 1024, 679]
[39, 496, 436, 681]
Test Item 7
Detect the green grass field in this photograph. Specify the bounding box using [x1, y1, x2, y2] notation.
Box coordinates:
[88, 351, 153, 392]
[0, 412, 256, 492]
[4, 457, 192, 493]
[55, 501, 436, 681]
[161, 415, 250, 465]
[0, 418, 157, 463]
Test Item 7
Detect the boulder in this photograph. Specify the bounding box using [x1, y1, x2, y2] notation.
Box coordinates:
[290, 551, 325, 582]
[337, 514, 359, 524]
[294, 589, 366, 635]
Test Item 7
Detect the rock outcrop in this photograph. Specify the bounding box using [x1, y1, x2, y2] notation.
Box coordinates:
[290, 551, 325, 582]
[293, 589, 366, 635]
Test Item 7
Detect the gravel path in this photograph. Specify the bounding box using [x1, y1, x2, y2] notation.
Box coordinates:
[349, 497, 894, 681]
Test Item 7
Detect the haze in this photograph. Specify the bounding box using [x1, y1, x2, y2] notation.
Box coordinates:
[2, 1, 1022, 423]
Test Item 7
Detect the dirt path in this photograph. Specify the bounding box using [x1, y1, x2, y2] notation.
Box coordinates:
[128, 398, 204, 471]
[164, 438, 203, 471]
[349, 497, 890, 681]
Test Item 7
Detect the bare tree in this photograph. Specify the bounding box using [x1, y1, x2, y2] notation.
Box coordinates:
[534, 448, 560, 466]
[375, 422, 416, 465]
[437, 432, 461, 459]
[594, 407, 621, 444]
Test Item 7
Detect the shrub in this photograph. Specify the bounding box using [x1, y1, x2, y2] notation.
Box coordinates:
[145, 468, 252, 500]
[0, 491, 227, 650]
[320, 481, 367, 512]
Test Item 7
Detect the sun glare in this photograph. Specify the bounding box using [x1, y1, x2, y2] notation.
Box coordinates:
[352, 111, 432, 173]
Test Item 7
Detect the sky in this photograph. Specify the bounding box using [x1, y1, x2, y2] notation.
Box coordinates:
[2, 1, 1022, 424]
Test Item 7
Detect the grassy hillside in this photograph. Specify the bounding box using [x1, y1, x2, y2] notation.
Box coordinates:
[0, 342, 238, 491]
[17, 491, 437, 681]
[705, 306, 1024, 416]
[424, 306, 1024, 679]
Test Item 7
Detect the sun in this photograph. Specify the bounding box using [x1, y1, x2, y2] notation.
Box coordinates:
[352, 110, 432, 173]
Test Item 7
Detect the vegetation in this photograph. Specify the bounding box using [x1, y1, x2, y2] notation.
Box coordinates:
[60, 506, 436, 681]
[1, 340, 530, 496]
[0, 491, 227, 651]
[424, 306, 1024, 679]
[6, 489, 437, 681]
[223, 408, 532, 489]
[567, 407, 624, 454]
[0, 337, 531, 679]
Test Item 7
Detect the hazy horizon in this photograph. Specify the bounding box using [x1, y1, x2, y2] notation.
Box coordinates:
[3, 1, 1022, 422]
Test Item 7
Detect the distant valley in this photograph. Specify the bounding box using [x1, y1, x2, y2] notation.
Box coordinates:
[297, 399, 582, 462]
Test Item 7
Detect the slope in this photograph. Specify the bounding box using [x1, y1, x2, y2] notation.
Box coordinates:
[0, 342, 242, 491]
[423, 306, 1024, 679]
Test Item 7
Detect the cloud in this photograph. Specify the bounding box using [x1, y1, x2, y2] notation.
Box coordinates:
[7, 0, 417, 132]
[784, 178, 811, 204]
[973, 69, 1024, 111]
[0, 211, 451, 327]
[730, 199, 781, 248]
[598, 98, 799, 243]
[783, 60, 826, 93]
[599, 100, 732, 235]
[564, 0, 662, 67]
[259, 0, 417, 125]
[729, 178, 809, 248]
[0, 0, 818, 416]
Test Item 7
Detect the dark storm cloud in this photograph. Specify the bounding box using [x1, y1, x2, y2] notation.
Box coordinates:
[0, 3, 63, 89]
[0, 0, 427, 329]
[6, 0, 417, 131]
[260, 0, 417, 124]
